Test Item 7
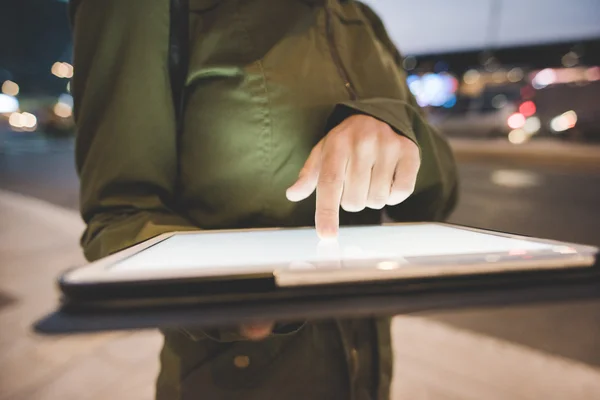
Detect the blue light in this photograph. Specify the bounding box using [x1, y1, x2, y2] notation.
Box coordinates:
[442, 95, 457, 108]
[407, 73, 458, 108]
[406, 75, 420, 85]
[58, 93, 73, 107]
[434, 61, 449, 73]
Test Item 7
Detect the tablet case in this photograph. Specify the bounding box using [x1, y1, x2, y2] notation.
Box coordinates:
[35, 259, 600, 335]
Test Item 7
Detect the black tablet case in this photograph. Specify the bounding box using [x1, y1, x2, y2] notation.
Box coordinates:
[35, 260, 600, 335]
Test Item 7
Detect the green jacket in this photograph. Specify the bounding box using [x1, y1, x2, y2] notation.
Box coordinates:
[70, 0, 458, 399]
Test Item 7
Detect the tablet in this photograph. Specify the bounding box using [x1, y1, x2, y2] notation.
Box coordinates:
[62, 223, 597, 291]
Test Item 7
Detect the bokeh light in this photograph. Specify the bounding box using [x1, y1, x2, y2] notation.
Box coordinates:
[519, 101, 536, 117]
[508, 129, 528, 145]
[523, 117, 541, 134]
[1, 80, 19, 96]
[51, 62, 74, 79]
[550, 110, 577, 132]
[532, 68, 557, 89]
[507, 113, 526, 129]
[408, 73, 458, 108]
[0, 93, 19, 113]
[463, 69, 480, 85]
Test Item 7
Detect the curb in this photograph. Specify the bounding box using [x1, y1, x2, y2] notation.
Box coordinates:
[449, 139, 600, 172]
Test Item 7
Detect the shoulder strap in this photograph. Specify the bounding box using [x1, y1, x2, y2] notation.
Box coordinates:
[169, 0, 190, 136]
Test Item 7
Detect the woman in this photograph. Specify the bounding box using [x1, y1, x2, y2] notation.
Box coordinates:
[69, 0, 458, 398]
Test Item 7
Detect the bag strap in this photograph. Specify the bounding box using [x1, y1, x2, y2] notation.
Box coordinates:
[169, 0, 189, 207]
[168, 0, 190, 137]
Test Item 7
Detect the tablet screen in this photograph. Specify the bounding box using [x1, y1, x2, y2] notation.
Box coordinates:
[63, 223, 596, 286]
[110, 224, 557, 274]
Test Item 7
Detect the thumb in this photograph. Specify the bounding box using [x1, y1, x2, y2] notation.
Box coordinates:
[286, 142, 322, 202]
[240, 321, 275, 341]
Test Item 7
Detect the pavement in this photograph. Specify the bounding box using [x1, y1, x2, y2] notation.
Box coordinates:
[0, 190, 160, 400]
[1, 189, 600, 400]
[1, 133, 600, 399]
[451, 138, 600, 172]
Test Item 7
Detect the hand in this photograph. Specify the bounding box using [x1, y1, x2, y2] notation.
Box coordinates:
[286, 115, 420, 238]
[239, 321, 275, 340]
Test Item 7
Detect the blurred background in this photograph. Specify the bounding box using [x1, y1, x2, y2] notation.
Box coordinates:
[1, 0, 599, 399]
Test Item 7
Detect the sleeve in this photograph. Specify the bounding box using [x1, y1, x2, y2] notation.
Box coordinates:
[70, 0, 198, 262]
[325, 1, 459, 222]
[70, 0, 304, 341]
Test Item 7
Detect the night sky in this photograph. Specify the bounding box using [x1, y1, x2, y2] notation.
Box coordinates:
[364, 0, 600, 54]
[0, 0, 599, 93]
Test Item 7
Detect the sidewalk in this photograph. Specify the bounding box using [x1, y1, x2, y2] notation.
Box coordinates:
[450, 138, 600, 172]
[1, 189, 599, 400]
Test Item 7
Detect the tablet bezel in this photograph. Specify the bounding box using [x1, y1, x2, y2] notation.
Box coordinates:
[60, 223, 598, 290]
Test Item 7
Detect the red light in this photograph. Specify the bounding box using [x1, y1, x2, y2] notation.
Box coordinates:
[507, 113, 526, 129]
[519, 101, 536, 117]
[520, 85, 535, 99]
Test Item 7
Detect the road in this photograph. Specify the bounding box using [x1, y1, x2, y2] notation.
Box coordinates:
[2, 132, 599, 247]
[1, 131, 599, 376]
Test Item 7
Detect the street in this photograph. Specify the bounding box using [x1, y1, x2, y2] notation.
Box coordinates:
[1, 131, 599, 399]
[2, 132, 599, 247]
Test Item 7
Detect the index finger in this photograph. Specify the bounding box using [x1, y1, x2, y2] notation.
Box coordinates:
[315, 143, 349, 238]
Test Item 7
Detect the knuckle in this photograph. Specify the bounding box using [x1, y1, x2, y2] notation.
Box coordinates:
[354, 138, 378, 159]
[318, 170, 344, 185]
[378, 124, 395, 138]
[357, 129, 378, 145]
[328, 132, 350, 150]
[316, 207, 338, 219]
[401, 138, 420, 158]
[383, 141, 402, 160]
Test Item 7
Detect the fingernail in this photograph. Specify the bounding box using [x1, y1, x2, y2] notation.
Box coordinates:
[286, 188, 302, 201]
[388, 190, 411, 205]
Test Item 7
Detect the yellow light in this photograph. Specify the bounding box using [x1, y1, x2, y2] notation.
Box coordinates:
[551, 116, 567, 132]
[51, 62, 74, 79]
[21, 112, 37, 129]
[507, 68, 524, 82]
[53, 102, 73, 118]
[523, 116, 541, 134]
[550, 110, 577, 132]
[492, 71, 505, 84]
[63, 62, 74, 79]
[66, 82, 71, 93]
[563, 110, 577, 127]
[52, 62, 63, 77]
[9, 112, 37, 131]
[463, 69, 480, 85]
[377, 261, 400, 270]
[508, 129, 528, 145]
[491, 169, 541, 188]
[9, 112, 23, 128]
[561, 52, 578, 68]
[1, 80, 19, 96]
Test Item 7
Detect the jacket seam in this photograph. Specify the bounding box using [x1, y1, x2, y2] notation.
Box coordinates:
[234, 1, 273, 216]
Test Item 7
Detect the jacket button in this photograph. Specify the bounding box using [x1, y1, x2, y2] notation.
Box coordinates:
[233, 355, 250, 369]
